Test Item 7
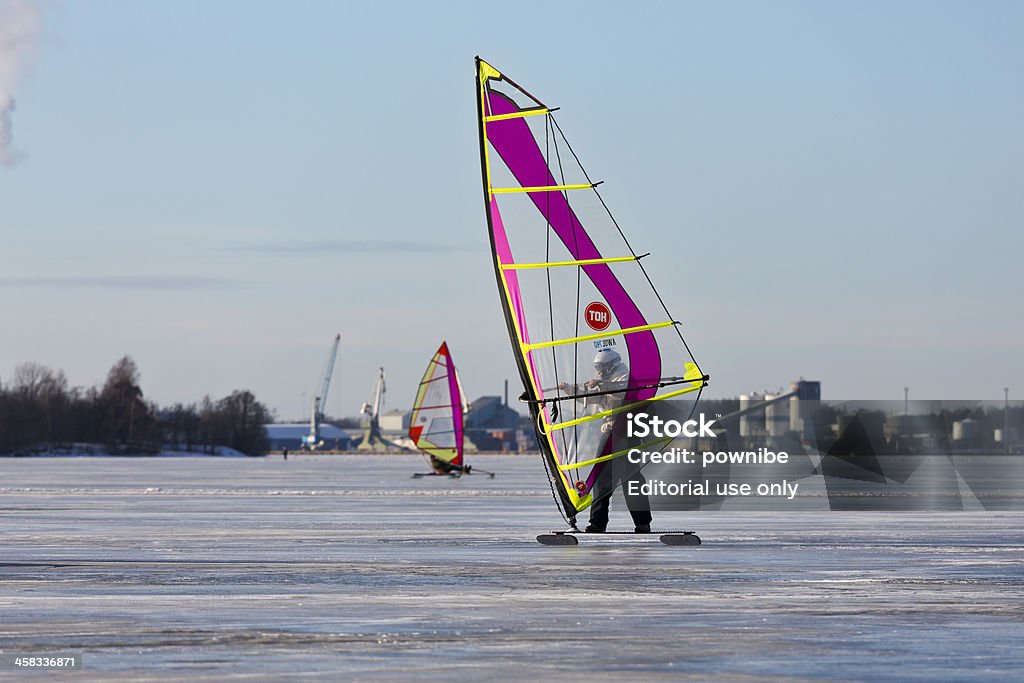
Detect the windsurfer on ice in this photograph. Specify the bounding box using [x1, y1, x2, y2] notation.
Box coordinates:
[558, 348, 653, 533]
[429, 455, 471, 475]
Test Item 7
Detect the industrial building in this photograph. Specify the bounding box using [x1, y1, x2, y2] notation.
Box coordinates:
[265, 423, 353, 452]
[738, 379, 822, 443]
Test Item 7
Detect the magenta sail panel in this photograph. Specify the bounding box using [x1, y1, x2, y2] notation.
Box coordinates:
[485, 91, 661, 403]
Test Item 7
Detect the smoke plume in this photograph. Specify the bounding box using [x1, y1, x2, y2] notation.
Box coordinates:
[0, 0, 41, 167]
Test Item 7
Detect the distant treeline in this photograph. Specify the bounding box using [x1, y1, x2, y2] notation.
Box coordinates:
[0, 356, 271, 456]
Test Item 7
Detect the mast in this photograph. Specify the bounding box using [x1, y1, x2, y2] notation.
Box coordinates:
[475, 57, 576, 521]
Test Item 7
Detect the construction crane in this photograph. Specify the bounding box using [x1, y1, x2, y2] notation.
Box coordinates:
[357, 367, 389, 450]
[302, 334, 341, 451]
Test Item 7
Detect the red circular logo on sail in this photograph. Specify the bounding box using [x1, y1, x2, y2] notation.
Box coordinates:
[575, 481, 587, 493]
[584, 301, 611, 331]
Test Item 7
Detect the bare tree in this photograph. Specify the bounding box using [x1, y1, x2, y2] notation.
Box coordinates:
[0, 356, 271, 456]
[97, 355, 157, 453]
[214, 390, 271, 455]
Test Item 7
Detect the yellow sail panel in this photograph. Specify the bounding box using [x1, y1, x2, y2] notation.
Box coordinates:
[478, 59, 501, 82]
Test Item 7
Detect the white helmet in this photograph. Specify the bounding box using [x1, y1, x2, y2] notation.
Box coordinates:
[593, 348, 622, 378]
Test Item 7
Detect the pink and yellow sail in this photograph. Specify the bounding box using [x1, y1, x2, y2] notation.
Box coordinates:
[408, 341, 466, 468]
[474, 57, 708, 522]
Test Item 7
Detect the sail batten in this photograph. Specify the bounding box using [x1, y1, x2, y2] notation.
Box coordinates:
[540, 383, 706, 434]
[484, 108, 550, 122]
[491, 183, 595, 195]
[521, 320, 679, 351]
[557, 437, 675, 471]
[501, 256, 639, 270]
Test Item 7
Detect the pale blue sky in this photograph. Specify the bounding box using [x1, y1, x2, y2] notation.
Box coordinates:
[2, 1, 1021, 419]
